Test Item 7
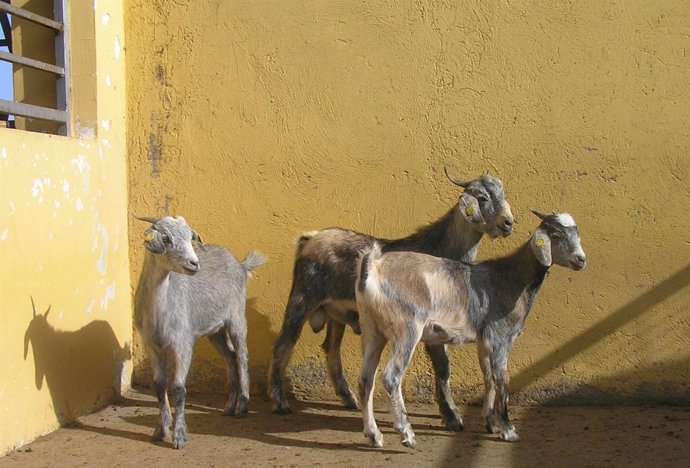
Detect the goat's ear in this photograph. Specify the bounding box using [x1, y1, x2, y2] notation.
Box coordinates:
[459, 193, 485, 225]
[192, 230, 203, 245]
[191, 230, 207, 252]
[143, 228, 166, 254]
[531, 228, 552, 267]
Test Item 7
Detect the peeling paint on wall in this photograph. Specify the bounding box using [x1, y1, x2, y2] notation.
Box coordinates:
[96, 224, 110, 275]
[102, 282, 116, 309]
[114, 36, 121, 60]
[70, 155, 91, 193]
[1, 0, 130, 454]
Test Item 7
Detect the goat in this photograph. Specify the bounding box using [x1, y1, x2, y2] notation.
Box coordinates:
[268, 168, 515, 433]
[133, 215, 266, 449]
[355, 210, 586, 447]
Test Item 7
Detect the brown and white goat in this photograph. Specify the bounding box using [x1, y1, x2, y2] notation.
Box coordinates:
[355, 211, 586, 447]
[268, 169, 514, 432]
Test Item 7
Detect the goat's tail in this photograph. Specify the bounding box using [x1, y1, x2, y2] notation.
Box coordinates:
[242, 251, 267, 278]
[296, 230, 319, 254]
[357, 242, 383, 294]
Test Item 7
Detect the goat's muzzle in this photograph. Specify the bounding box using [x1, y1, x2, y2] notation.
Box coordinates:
[569, 254, 586, 271]
[181, 260, 200, 274]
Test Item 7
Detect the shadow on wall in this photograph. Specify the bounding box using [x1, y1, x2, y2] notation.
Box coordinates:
[132, 297, 276, 397]
[511, 263, 690, 399]
[24, 297, 131, 425]
[440, 264, 690, 466]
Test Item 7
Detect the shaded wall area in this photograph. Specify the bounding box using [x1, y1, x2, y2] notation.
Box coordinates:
[125, 1, 690, 403]
[23, 298, 130, 424]
[0, 2, 131, 455]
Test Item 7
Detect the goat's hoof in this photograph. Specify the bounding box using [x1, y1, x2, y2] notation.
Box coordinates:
[152, 426, 169, 442]
[365, 432, 383, 448]
[235, 403, 249, 418]
[500, 428, 520, 442]
[172, 430, 188, 449]
[222, 405, 236, 416]
[401, 434, 416, 449]
[485, 421, 499, 434]
[272, 403, 292, 415]
[444, 416, 464, 432]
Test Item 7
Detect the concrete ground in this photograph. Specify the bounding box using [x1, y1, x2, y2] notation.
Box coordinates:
[2, 389, 689, 467]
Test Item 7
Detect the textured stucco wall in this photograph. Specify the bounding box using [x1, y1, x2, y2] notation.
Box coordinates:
[126, 1, 690, 404]
[0, 2, 131, 455]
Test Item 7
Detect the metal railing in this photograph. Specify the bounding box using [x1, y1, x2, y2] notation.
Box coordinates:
[0, 0, 70, 135]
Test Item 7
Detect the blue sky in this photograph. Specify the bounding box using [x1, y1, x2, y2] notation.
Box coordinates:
[0, 15, 12, 101]
[0, 60, 11, 101]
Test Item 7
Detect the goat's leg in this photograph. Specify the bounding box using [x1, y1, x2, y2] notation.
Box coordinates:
[490, 348, 518, 442]
[227, 324, 250, 417]
[171, 346, 193, 449]
[322, 318, 358, 409]
[383, 339, 419, 448]
[359, 329, 386, 448]
[477, 340, 498, 434]
[208, 330, 239, 416]
[150, 352, 172, 442]
[425, 343, 463, 431]
[268, 293, 313, 414]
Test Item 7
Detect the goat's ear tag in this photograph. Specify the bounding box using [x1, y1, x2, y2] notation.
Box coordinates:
[144, 231, 155, 242]
[459, 194, 485, 225]
[531, 228, 552, 266]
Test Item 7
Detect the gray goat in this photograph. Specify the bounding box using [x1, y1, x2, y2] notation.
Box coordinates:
[134, 215, 266, 449]
[269, 168, 514, 432]
[355, 211, 586, 448]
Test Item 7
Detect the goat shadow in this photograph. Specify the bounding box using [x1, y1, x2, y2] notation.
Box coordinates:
[24, 297, 131, 425]
[77, 391, 410, 453]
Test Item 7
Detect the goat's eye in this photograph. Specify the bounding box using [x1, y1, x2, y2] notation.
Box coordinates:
[550, 231, 563, 239]
[162, 235, 171, 244]
[476, 196, 488, 204]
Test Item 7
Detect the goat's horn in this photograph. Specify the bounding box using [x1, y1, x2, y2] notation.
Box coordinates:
[133, 214, 161, 224]
[530, 209, 549, 221]
[444, 167, 470, 188]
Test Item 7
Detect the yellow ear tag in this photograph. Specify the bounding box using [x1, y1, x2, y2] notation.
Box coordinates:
[144, 231, 155, 242]
[465, 206, 475, 216]
[535, 237, 545, 248]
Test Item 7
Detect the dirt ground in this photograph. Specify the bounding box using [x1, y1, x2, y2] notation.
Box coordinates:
[2, 389, 689, 468]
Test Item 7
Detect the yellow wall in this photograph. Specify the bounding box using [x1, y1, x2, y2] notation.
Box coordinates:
[126, 1, 690, 404]
[0, 2, 130, 455]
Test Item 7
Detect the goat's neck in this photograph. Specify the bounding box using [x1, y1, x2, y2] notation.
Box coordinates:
[492, 242, 550, 310]
[386, 207, 483, 262]
[135, 252, 172, 316]
[140, 252, 171, 287]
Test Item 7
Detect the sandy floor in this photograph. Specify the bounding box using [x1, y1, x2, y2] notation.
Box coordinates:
[2, 389, 689, 467]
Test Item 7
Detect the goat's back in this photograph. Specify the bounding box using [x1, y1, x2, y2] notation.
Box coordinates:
[168, 245, 249, 324]
[294, 228, 378, 301]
